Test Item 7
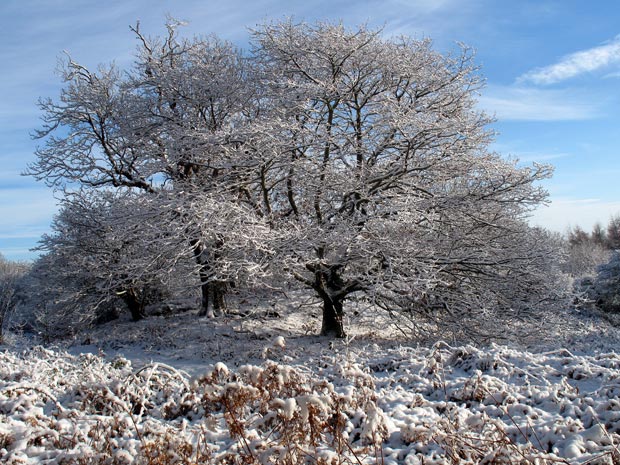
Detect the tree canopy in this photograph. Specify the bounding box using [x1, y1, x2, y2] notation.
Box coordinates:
[28, 19, 562, 339]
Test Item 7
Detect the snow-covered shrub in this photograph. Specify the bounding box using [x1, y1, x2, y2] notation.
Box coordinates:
[564, 225, 612, 278]
[10, 254, 119, 340]
[565, 240, 611, 277]
[586, 251, 620, 317]
[0, 349, 389, 465]
[13, 193, 209, 341]
[4, 341, 620, 464]
[175, 360, 388, 463]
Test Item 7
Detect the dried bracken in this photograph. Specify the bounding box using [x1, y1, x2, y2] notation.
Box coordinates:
[2, 340, 620, 464]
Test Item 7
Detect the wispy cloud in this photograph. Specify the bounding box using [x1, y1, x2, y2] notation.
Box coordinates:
[510, 152, 570, 164]
[385, 0, 459, 13]
[0, 188, 57, 236]
[0, 186, 58, 260]
[519, 36, 620, 85]
[478, 85, 601, 121]
[0, 244, 41, 262]
[530, 198, 620, 233]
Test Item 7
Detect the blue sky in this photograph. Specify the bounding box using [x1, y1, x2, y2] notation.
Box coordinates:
[2, 0, 620, 261]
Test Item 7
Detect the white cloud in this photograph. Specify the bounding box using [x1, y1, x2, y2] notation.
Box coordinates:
[0, 187, 55, 261]
[519, 36, 620, 85]
[387, 0, 458, 13]
[511, 152, 570, 164]
[0, 246, 39, 262]
[0, 188, 57, 237]
[478, 85, 601, 121]
[530, 198, 620, 233]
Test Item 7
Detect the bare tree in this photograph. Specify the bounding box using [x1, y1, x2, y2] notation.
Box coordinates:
[239, 21, 557, 338]
[607, 215, 620, 250]
[568, 226, 590, 246]
[565, 225, 611, 277]
[33, 192, 181, 325]
[27, 20, 254, 317]
[28, 19, 565, 340]
[591, 222, 607, 246]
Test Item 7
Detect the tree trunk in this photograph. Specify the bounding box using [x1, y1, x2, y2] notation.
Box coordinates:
[313, 264, 347, 338]
[191, 239, 213, 317]
[210, 240, 228, 316]
[120, 288, 146, 322]
[212, 281, 227, 315]
[191, 239, 228, 318]
[319, 291, 346, 338]
[197, 271, 211, 317]
[196, 279, 230, 318]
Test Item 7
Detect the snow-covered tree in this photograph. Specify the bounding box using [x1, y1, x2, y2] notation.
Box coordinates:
[586, 251, 620, 315]
[591, 222, 607, 247]
[29, 19, 565, 339]
[236, 21, 558, 338]
[27, 20, 258, 317]
[565, 225, 611, 277]
[32, 192, 183, 327]
[33, 185, 271, 328]
[565, 239, 611, 278]
[607, 215, 620, 250]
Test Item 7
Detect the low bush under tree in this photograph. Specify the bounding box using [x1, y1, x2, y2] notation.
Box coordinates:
[585, 251, 620, 316]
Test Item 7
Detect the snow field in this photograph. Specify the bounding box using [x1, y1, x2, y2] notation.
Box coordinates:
[2, 340, 620, 464]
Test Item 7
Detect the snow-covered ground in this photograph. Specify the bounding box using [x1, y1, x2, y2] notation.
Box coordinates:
[2, 303, 620, 464]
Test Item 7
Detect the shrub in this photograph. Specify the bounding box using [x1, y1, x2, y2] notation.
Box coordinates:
[587, 251, 620, 315]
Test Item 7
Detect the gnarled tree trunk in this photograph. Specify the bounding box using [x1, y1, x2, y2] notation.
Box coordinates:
[119, 288, 146, 322]
[192, 239, 229, 318]
[318, 289, 346, 338]
[196, 270, 211, 317]
[312, 264, 348, 338]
